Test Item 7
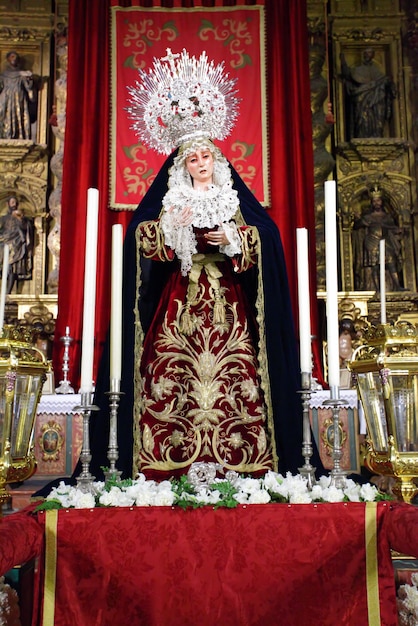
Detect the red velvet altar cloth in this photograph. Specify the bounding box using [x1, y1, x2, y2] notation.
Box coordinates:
[26, 502, 410, 626]
[0, 503, 43, 575]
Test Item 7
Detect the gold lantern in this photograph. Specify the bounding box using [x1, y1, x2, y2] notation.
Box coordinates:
[348, 320, 418, 503]
[0, 326, 49, 508]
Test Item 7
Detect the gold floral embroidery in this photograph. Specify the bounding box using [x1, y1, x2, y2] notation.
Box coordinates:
[137, 286, 273, 473]
[133, 213, 278, 475]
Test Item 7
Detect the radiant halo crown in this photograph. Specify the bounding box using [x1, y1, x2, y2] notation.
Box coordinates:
[126, 48, 240, 155]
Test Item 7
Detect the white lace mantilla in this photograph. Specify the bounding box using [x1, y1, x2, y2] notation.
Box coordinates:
[160, 155, 242, 275]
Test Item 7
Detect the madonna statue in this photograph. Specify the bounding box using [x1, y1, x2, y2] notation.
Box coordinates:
[82, 49, 323, 482]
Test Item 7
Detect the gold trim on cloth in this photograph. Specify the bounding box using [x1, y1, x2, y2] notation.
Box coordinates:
[43, 509, 58, 625]
[365, 502, 381, 626]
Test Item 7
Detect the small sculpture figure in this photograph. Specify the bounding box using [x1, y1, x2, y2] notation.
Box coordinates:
[340, 48, 396, 139]
[0, 50, 37, 140]
[0, 196, 34, 293]
[353, 189, 403, 292]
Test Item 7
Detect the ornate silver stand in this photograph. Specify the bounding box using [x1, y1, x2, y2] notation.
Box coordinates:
[103, 379, 123, 482]
[74, 391, 99, 491]
[55, 328, 75, 394]
[324, 386, 348, 489]
[298, 371, 316, 489]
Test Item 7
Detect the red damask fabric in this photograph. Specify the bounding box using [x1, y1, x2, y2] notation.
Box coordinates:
[30, 502, 402, 626]
[0, 503, 42, 576]
[382, 502, 418, 558]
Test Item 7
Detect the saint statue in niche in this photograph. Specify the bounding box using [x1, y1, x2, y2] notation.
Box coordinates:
[0, 196, 35, 294]
[352, 189, 403, 292]
[0, 50, 37, 140]
[340, 48, 396, 140]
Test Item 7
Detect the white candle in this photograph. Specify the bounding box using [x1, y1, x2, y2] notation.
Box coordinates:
[0, 244, 9, 330]
[380, 238, 386, 324]
[80, 188, 99, 394]
[296, 228, 312, 373]
[65, 326, 70, 336]
[110, 224, 123, 388]
[324, 180, 340, 390]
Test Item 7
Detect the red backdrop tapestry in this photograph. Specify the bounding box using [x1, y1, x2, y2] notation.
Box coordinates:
[54, 0, 323, 392]
[110, 4, 269, 209]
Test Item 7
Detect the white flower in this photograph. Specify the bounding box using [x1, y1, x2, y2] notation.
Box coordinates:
[248, 489, 271, 504]
[359, 483, 380, 502]
[289, 491, 313, 504]
[344, 488, 361, 502]
[275, 473, 310, 501]
[344, 481, 362, 502]
[0, 576, 20, 626]
[154, 488, 175, 507]
[262, 470, 284, 493]
[321, 486, 345, 503]
[235, 477, 262, 494]
[134, 491, 157, 507]
[397, 579, 418, 624]
[310, 485, 325, 501]
[317, 475, 331, 490]
[195, 487, 221, 505]
[41, 466, 386, 512]
[71, 490, 96, 509]
[99, 487, 134, 508]
[233, 492, 250, 504]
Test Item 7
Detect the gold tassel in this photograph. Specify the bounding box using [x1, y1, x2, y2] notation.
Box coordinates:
[180, 308, 194, 335]
[213, 297, 226, 325]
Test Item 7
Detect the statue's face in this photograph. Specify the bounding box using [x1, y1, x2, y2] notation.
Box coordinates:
[362, 48, 375, 64]
[185, 149, 214, 187]
[8, 197, 18, 211]
[6, 52, 19, 67]
[371, 197, 384, 212]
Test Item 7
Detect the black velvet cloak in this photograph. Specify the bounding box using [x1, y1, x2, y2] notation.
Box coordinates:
[83, 150, 323, 481]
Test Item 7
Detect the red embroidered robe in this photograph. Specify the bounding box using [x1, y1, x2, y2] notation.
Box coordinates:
[133, 216, 275, 479]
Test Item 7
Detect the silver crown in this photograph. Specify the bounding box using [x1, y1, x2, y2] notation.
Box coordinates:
[127, 48, 240, 155]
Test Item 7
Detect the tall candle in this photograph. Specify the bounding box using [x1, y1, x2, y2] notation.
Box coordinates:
[296, 228, 312, 374]
[80, 188, 99, 394]
[380, 238, 386, 324]
[110, 224, 123, 388]
[324, 180, 340, 390]
[0, 244, 9, 330]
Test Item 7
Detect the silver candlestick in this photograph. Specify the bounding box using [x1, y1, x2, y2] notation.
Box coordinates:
[298, 371, 316, 489]
[74, 391, 99, 491]
[55, 327, 75, 394]
[324, 386, 348, 489]
[104, 379, 123, 482]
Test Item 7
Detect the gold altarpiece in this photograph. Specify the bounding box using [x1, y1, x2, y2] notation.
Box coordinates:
[307, 0, 418, 327]
[0, 0, 67, 346]
[1, 1, 418, 345]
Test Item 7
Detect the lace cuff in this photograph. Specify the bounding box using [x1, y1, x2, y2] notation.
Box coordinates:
[219, 221, 242, 257]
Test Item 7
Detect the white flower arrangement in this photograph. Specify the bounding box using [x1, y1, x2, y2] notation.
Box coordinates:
[37, 469, 388, 512]
[397, 572, 418, 626]
[0, 577, 21, 626]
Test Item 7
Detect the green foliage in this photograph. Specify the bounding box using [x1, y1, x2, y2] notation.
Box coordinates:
[35, 499, 63, 512]
[268, 492, 288, 504]
[170, 476, 240, 510]
[101, 467, 133, 492]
